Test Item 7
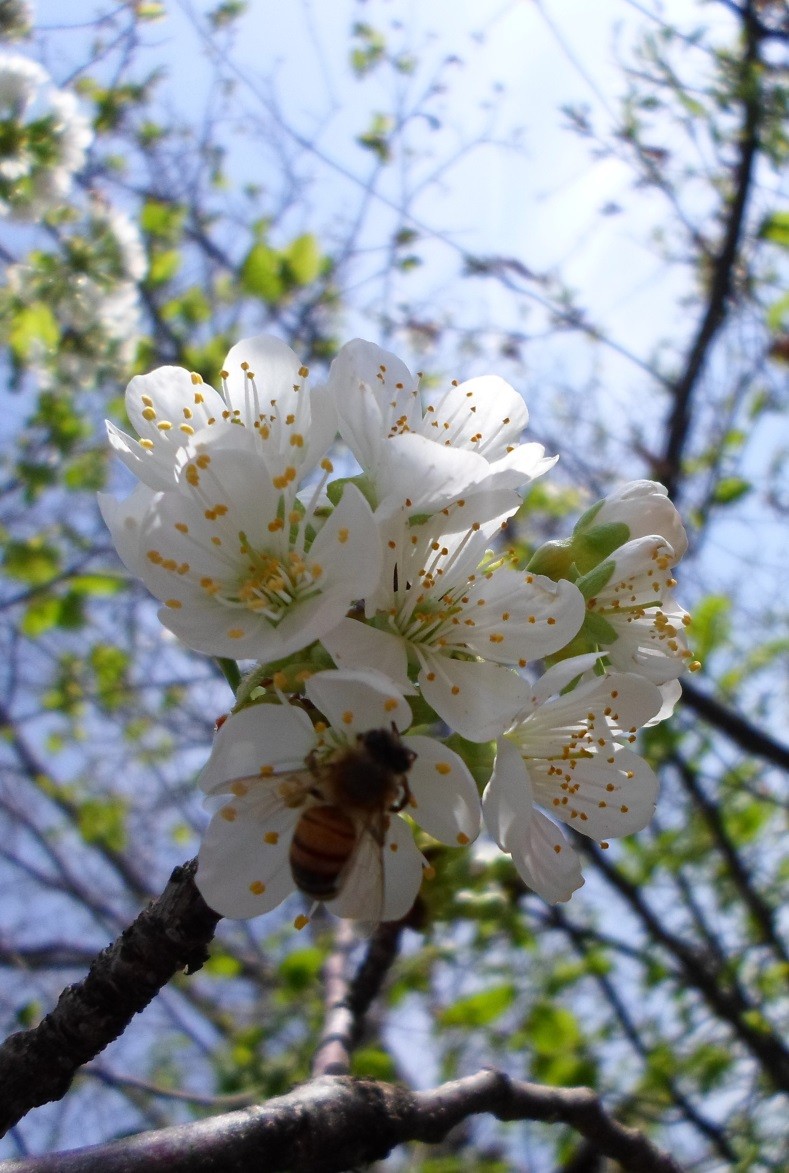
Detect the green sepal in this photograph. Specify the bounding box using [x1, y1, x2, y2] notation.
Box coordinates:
[326, 473, 376, 509]
[572, 497, 605, 534]
[215, 658, 241, 695]
[527, 538, 574, 580]
[581, 610, 619, 646]
[575, 559, 616, 600]
[571, 522, 630, 573]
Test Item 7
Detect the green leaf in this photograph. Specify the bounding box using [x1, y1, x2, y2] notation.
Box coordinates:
[89, 644, 130, 710]
[282, 233, 322, 286]
[581, 610, 619, 645]
[350, 1047, 397, 1080]
[147, 248, 181, 286]
[757, 210, 789, 249]
[711, 476, 751, 505]
[439, 983, 516, 1028]
[277, 948, 324, 993]
[766, 292, 789, 331]
[572, 522, 630, 572]
[8, 303, 59, 363]
[240, 241, 284, 303]
[77, 796, 128, 851]
[3, 538, 61, 585]
[140, 199, 186, 242]
[20, 595, 62, 637]
[687, 595, 730, 662]
[67, 574, 125, 597]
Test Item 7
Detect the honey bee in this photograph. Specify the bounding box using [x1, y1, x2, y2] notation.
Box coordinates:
[289, 726, 416, 908]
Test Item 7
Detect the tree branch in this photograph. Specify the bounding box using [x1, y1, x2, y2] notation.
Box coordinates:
[0, 1071, 685, 1173]
[661, 0, 763, 500]
[680, 679, 789, 771]
[312, 918, 405, 1076]
[0, 860, 220, 1137]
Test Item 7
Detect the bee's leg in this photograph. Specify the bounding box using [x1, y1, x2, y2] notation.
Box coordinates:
[390, 776, 414, 814]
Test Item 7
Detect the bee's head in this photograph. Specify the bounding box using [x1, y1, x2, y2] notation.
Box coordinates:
[358, 726, 416, 774]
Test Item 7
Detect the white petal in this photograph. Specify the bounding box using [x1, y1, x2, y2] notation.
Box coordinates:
[462, 572, 585, 664]
[321, 617, 412, 693]
[418, 375, 527, 459]
[405, 734, 481, 845]
[506, 806, 585, 904]
[304, 669, 412, 735]
[198, 703, 316, 794]
[306, 482, 383, 601]
[329, 338, 421, 472]
[418, 654, 525, 741]
[98, 484, 159, 579]
[374, 432, 491, 517]
[221, 335, 302, 423]
[647, 679, 682, 725]
[196, 795, 301, 918]
[482, 738, 535, 850]
[529, 654, 604, 704]
[106, 422, 175, 491]
[592, 481, 688, 561]
[528, 746, 659, 839]
[125, 365, 226, 449]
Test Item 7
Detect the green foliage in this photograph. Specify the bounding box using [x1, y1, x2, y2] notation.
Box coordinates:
[356, 113, 395, 162]
[7, 302, 59, 363]
[3, 537, 61, 585]
[439, 984, 516, 1029]
[757, 210, 789, 249]
[240, 232, 325, 304]
[77, 796, 128, 851]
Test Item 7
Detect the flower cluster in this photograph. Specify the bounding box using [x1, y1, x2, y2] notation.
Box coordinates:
[3, 200, 146, 387]
[101, 335, 696, 923]
[0, 53, 91, 220]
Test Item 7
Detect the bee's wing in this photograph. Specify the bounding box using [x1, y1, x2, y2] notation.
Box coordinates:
[202, 765, 313, 807]
[325, 812, 388, 926]
[328, 813, 425, 927]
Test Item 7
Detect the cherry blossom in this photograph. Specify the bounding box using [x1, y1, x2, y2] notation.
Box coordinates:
[0, 53, 91, 219]
[196, 670, 482, 923]
[482, 657, 663, 903]
[107, 334, 336, 492]
[99, 431, 381, 662]
[326, 338, 556, 515]
[323, 506, 585, 741]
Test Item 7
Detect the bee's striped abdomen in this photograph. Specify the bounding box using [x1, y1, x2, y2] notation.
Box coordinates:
[289, 805, 357, 899]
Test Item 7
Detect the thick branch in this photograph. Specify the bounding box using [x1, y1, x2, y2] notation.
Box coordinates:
[0, 860, 220, 1136]
[0, 1071, 684, 1173]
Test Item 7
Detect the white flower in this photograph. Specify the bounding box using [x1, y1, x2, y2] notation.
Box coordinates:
[323, 506, 585, 741]
[195, 670, 482, 923]
[582, 535, 695, 683]
[326, 339, 556, 515]
[99, 431, 382, 661]
[107, 334, 337, 492]
[575, 480, 688, 563]
[482, 656, 663, 903]
[0, 53, 91, 219]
